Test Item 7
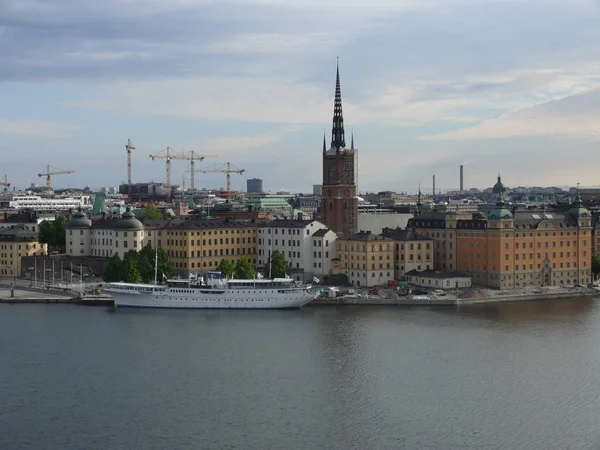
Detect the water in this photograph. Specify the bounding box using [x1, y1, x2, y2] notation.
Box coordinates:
[2, 299, 600, 450]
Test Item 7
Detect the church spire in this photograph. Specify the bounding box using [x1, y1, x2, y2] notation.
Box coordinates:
[331, 57, 346, 152]
[351, 129, 354, 150]
[322, 131, 327, 154]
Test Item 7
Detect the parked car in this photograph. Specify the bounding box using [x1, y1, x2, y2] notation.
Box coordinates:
[411, 288, 428, 295]
[432, 289, 446, 296]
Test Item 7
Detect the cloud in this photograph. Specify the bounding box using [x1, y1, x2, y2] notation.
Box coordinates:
[0, 119, 73, 138]
[423, 89, 600, 141]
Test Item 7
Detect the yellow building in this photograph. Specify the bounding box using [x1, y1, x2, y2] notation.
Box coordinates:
[162, 220, 260, 275]
[335, 231, 394, 287]
[0, 228, 47, 278]
[380, 227, 434, 279]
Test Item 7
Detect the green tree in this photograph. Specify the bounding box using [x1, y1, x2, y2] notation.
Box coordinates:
[592, 254, 600, 280]
[234, 257, 256, 280]
[38, 220, 55, 246]
[53, 216, 67, 250]
[157, 247, 173, 281]
[264, 249, 290, 279]
[103, 254, 124, 282]
[217, 258, 235, 278]
[137, 247, 154, 283]
[123, 251, 142, 283]
[138, 204, 163, 220]
[38, 216, 67, 252]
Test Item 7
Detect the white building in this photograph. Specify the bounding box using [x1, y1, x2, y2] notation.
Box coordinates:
[405, 270, 472, 289]
[0, 212, 56, 233]
[9, 195, 92, 211]
[257, 219, 337, 282]
[66, 207, 145, 258]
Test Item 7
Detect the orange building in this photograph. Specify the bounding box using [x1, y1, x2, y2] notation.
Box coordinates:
[410, 194, 593, 289]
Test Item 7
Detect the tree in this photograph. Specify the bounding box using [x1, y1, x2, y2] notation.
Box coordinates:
[103, 254, 124, 282]
[138, 244, 157, 283]
[592, 254, 600, 280]
[217, 258, 235, 278]
[138, 204, 163, 220]
[157, 247, 173, 281]
[53, 216, 67, 250]
[264, 249, 290, 279]
[234, 258, 256, 280]
[38, 220, 55, 246]
[123, 251, 142, 283]
[38, 216, 67, 252]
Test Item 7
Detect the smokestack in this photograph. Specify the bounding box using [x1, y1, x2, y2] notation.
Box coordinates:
[432, 175, 436, 196]
[460, 165, 464, 192]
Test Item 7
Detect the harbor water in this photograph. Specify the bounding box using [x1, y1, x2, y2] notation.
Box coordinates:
[2, 298, 600, 449]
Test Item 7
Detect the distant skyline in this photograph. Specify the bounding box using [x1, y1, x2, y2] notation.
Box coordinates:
[2, 0, 600, 193]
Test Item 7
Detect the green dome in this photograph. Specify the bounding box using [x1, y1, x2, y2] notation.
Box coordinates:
[115, 207, 144, 231]
[488, 208, 513, 220]
[66, 208, 92, 229]
[568, 193, 590, 219]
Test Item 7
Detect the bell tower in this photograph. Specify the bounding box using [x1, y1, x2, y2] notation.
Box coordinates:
[320, 60, 358, 236]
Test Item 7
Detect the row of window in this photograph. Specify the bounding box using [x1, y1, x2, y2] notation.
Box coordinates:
[0, 244, 37, 250]
[169, 247, 257, 258]
[260, 228, 310, 235]
[171, 259, 259, 269]
[168, 237, 257, 247]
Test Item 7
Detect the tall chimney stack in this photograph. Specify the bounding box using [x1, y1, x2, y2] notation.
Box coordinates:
[433, 175, 436, 196]
[460, 165, 464, 192]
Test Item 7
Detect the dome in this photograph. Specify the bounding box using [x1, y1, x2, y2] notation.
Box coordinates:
[568, 192, 590, 219]
[487, 197, 513, 220]
[487, 208, 513, 220]
[114, 207, 144, 231]
[66, 208, 92, 229]
[492, 174, 505, 194]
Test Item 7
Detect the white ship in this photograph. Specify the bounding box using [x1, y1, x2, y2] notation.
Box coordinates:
[105, 271, 317, 309]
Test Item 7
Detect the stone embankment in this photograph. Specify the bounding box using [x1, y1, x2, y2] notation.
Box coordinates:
[0, 286, 78, 304]
[309, 286, 598, 306]
[0, 286, 114, 306]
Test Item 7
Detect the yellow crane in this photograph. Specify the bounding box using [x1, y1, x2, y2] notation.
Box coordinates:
[196, 162, 245, 194]
[0, 175, 10, 194]
[149, 147, 182, 203]
[180, 150, 217, 190]
[125, 139, 135, 197]
[38, 165, 75, 192]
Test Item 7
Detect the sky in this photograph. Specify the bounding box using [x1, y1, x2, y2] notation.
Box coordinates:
[2, 0, 600, 194]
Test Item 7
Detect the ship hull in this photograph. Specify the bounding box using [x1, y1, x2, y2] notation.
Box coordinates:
[107, 289, 316, 310]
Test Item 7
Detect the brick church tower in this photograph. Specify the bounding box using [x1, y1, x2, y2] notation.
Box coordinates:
[320, 61, 358, 236]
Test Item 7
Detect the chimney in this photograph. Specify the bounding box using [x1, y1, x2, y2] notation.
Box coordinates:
[432, 175, 436, 196]
[459, 165, 464, 192]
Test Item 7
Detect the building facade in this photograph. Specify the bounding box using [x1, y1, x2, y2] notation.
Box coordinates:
[257, 219, 335, 281]
[380, 227, 434, 279]
[0, 228, 47, 277]
[335, 231, 394, 287]
[66, 207, 145, 259]
[163, 219, 259, 275]
[405, 270, 472, 289]
[407, 212, 472, 272]
[320, 62, 358, 237]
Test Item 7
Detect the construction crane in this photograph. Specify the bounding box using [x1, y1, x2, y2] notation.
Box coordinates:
[0, 175, 10, 194]
[125, 139, 135, 197]
[180, 150, 217, 190]
[196, 162, 245, 194]
[149, 147, 184, 203]
[38, 165, 75, 192]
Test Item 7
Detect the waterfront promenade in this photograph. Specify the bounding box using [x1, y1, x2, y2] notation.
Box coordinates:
[0, 286, 77, 303]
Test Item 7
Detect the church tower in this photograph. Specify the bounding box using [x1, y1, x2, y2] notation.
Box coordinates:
[320, 60, 358, 236]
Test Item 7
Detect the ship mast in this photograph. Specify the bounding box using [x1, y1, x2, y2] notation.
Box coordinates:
[154, 247, 158, 285]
